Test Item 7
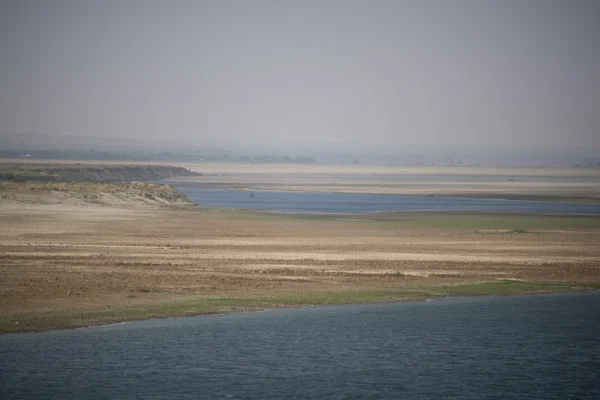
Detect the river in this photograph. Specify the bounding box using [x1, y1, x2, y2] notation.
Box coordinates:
[167, 184, 600, 214]
[2, 291, 599, 399]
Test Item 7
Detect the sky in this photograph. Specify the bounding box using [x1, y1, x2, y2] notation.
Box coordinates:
[1, 0, 599, 151]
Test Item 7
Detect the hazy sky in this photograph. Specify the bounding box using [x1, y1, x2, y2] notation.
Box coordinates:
[1, 0, 599, 150]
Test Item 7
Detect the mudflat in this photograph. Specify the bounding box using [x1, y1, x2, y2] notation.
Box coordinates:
[1, 201, 599, 333]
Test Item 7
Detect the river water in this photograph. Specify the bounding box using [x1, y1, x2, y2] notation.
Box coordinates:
[168, 184, 600, 214]
[2, 291, 599, 399]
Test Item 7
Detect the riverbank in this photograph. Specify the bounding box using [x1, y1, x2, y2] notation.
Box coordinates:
[3, 282, 597, 334]
[1, 203, 598, 333]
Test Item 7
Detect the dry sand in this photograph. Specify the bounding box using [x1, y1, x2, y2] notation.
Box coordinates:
[1, 204, 598, 320]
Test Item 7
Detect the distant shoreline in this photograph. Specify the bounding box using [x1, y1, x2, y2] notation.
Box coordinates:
[168, 181, 600, 204]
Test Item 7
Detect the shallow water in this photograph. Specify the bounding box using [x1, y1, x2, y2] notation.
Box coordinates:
[2, 292, 599, 399]
[170, 184, 600, 214]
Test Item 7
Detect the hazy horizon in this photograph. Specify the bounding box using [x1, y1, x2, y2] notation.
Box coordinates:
[1, 0, 599, 151]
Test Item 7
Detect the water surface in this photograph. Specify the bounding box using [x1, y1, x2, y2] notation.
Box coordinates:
[2, 291, 599, 399]
[169, 184, 600, 214]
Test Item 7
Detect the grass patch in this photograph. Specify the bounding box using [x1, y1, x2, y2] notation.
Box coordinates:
[381, 214, 600, 230]
[0, 281, 588, 334]
[428, 280, 576, 296]
[218, 210, 600, 230]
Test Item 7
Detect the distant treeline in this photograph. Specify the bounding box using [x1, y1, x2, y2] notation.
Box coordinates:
[0, 149, 316, 164]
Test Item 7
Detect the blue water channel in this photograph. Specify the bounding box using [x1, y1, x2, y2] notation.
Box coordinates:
[169, 184, 600, 214]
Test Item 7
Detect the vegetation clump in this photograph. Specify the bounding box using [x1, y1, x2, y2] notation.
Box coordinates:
[0, 163, 200, 183]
